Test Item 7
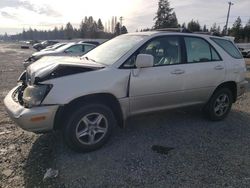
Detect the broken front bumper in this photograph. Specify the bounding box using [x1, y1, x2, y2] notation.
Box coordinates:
[3, 86, 59, 133]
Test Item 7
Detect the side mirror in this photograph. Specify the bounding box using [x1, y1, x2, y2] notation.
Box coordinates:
[135, 54, 154, 68]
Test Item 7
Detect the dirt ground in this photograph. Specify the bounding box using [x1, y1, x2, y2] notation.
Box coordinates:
[0, 42, 250, 188]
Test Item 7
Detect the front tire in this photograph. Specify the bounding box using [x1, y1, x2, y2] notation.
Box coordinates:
[205, 88, 233, 121]
[63, 103, 116, 152]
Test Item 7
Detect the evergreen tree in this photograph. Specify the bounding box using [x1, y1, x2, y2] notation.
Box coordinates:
[230, 17, 243, 42]
[59, 26, 64, 39]
[52, 27, 59, 39]
[114, 22, 121, 36]
[28, 28, 34, 40]
[243, 19, 250, 42]
[65, 22, 74, 39]
[97, 19, 104, 31]
[3, 32, 9, 40]
[89, 21, 98, 37]
[210, 23, 219, 33]
[154, 0, 178, 29]
[121, 26, 128, 34]
[79, 19, 87, 38]
[202, 25, 208, 32]
[187, 19, 200, 32]
[233, 16, 242, 29]
[181, 23, 186, 29]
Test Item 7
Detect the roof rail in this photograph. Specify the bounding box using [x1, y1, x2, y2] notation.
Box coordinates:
[155, 28, 192, 33]
[193, 31, 222, 37]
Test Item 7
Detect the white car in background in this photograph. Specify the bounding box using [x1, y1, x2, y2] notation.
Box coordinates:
[40, 43, 68, 52]
[24, 42, 96, 68]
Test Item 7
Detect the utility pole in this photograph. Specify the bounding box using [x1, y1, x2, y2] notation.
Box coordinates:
[119, 16, 123, 34]
[119, 16, 123, 27]
[224, 1, 234, 35]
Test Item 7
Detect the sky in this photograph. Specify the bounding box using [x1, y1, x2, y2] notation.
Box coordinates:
[0, 0, 249, 35]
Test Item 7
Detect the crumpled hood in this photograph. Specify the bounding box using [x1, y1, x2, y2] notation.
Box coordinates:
[27, 56, 104, 84]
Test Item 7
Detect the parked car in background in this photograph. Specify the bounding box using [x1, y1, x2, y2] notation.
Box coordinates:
[40, 43, 67, 52]
[33, 40, 59, 51]
[78, 41, 101, 46]
[24, 42, 96, 68]
[4, 31, 247, 152]
[25, 40, 40, 45]
[241, 49, 250, 58]
[236, 43, 250, 58]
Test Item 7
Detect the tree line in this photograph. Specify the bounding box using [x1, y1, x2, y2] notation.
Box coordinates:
[0, 16, 128, 41]
[143, 0, 250, 43]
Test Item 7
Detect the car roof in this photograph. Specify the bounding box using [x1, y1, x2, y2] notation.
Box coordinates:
[54, 42, 95, 52]
[126, 30, 228, 41]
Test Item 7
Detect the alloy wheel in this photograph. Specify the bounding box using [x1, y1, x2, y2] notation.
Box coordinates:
[75, 113, 108, 145]
[213, 94, 230, 117]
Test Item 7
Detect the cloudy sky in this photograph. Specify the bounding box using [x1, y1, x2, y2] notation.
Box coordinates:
[0, 0, 249, 34]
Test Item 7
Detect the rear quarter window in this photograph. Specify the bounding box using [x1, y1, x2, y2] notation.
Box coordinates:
[211, 38, 243, 59]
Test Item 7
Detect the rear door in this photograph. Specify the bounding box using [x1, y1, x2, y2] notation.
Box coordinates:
[180, 36, 226, 103]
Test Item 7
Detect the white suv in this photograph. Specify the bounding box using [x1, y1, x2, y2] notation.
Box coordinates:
[4, 31, 248, 152]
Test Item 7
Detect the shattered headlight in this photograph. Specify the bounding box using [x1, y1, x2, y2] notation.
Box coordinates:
[22, 84, 52, 108]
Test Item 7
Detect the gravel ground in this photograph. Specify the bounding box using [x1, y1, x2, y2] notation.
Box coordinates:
[0, 42, 250, 188]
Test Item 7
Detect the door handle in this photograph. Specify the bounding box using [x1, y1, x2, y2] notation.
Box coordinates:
[171, 69, 185, 75]
[214, 65, 224, 70]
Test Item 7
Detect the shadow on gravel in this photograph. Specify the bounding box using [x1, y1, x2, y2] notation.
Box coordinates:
[23, 132, 61, 188]
[22, 108, 250, 187]
[151, 145, 174, 155]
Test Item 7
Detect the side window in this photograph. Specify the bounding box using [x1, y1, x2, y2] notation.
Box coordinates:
[211, 38, 243, 59]
[123, 36, 182, 68]
[184, 37, 221, 63]
[65, 45, 83, 53]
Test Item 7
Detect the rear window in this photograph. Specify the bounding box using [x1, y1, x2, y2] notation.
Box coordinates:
[211, 38, 243, 59]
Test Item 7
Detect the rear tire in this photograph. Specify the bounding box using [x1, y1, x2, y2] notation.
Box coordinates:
[204, 88, 233, 121]
[63, 103, 116, 152]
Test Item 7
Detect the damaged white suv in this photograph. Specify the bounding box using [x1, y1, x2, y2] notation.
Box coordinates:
[4, 31, 248, 152]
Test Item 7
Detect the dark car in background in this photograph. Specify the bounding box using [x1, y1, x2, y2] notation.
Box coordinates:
[237, 43, 250, 58]
[242, 49, 250, 58]
[33, 40, 59, 51]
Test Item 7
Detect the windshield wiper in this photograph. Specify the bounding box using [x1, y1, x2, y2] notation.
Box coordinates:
[80, 56, 107, 66]
[82, 56, 96, 63]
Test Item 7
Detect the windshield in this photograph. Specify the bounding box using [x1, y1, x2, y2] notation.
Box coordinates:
[55, 43, 76, 52]
[50, 43, 67, 50]
[82, 35, 146, 65]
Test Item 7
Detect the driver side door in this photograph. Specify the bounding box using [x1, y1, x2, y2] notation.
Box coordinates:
[126, 36, 189, 115]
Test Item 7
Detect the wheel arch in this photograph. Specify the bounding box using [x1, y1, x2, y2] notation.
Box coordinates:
[54, 93, 125, 130]
[211, 81, 237, 102]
